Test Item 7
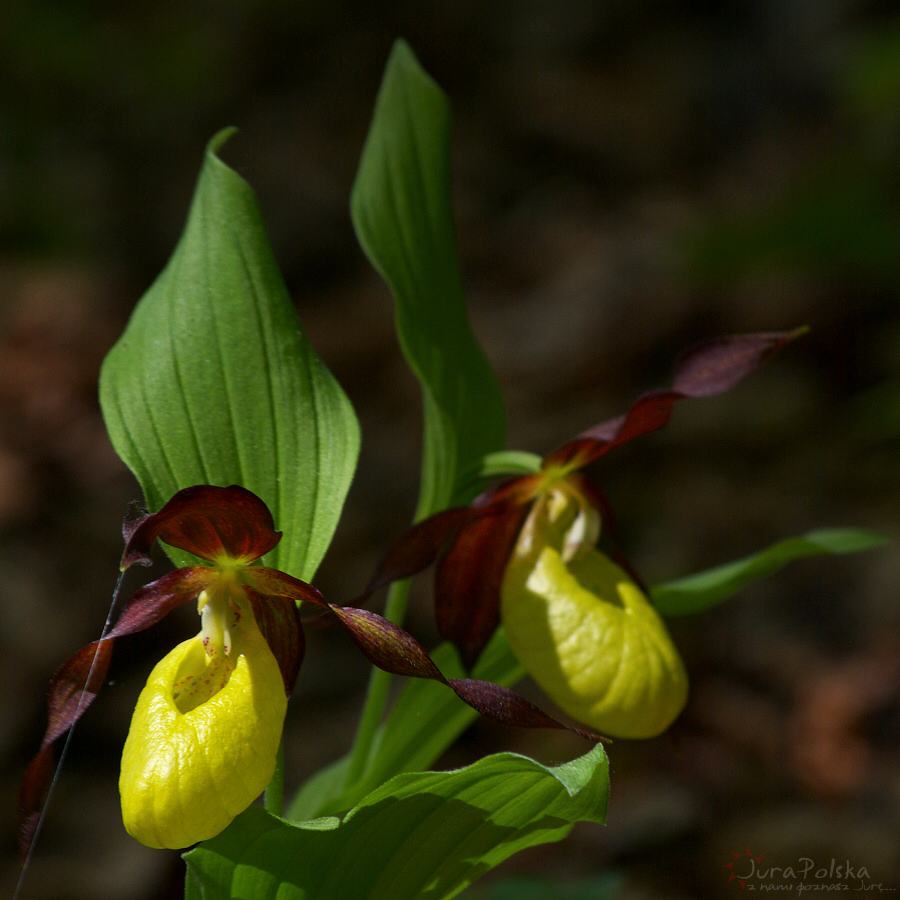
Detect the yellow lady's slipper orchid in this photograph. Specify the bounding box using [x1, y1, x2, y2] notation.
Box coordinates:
[501, 488, 687, 738]
[120, 598, 287, 848]
[364, 331, 802, 739]
[21, 484, 599, 861]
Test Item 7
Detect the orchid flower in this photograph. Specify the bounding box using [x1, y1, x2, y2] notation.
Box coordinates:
[363, 330, 804, 738]
[19, 486, 602, 858]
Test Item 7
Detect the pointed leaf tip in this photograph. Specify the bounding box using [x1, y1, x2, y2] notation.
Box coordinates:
[100, 141, 359, 581]
[206, 126, 238, 157]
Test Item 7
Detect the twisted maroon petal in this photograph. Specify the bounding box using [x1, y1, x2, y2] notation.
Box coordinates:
[108, 566, 212, 638]
[544, 329, 805, 470]
[18, 563, 212, 861]
[18, 638, 114, 861]
[330, 606, 605, 743]
[244, 566, 328, 609]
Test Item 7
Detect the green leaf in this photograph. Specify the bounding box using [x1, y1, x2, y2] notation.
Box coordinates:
[186, 744, 609, 900]
[651, 528, 889, 616]
[99, 129, 359, 581]
[351, 40, 505, 516]
[287, 629, 525, 821]
[464, 873, 623, 900]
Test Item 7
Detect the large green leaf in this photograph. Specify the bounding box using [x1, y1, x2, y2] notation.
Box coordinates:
[99, 130, 359, 581]
[186, 744, 609, 900]
[287, 629, 525, 821]
[351, 40, 505, 516]
[651, 528, 888, 616]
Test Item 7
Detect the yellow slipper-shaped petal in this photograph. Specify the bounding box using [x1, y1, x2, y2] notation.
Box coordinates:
[119, 619, 287, 849]
[502, 545, 688, 738]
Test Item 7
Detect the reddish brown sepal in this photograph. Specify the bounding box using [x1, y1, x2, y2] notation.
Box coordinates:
[330, 606, 605, 743]
[545, 329, 805, 470]
[364, 506, 485, 596]
[121, 485, 282, 569]
[435, 502, 533, 669]
[245, 588, 306, 696]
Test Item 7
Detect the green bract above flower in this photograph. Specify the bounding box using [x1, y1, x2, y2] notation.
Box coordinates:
[20, 487, 604, 859]
[362, 330, 805, 737]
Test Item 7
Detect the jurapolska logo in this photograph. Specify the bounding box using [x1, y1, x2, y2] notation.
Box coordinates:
[722, 848, 895, 893]
[724, 848, 762, 890]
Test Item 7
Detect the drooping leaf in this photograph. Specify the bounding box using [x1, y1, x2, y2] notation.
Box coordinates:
[351, 40, 505, 516]
[651, 528, 889, 616]
[100, 129, 359, 582]
[186, 744, 609, 900]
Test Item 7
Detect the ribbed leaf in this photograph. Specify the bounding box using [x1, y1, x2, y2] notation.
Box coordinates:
[651, 528, 889, 616]
[99, 129, 359, 581]
[351, 40, 505, 516]
[186, 744, 609, 900]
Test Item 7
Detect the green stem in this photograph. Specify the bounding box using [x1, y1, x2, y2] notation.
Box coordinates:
[343, 578, 411, 788]
[264, 741, 285, 816]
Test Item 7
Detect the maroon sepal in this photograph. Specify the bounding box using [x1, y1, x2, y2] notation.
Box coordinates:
[121, 484, 282, 569]
[245, 588, 305, 696]
[544, 329, 806, 470]
[364, 506, 486, 596]
[330, 606, 606, 744]
[435, 502, 533, 668]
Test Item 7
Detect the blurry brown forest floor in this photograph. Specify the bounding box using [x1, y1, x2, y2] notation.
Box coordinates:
[1, 2, 899, 898]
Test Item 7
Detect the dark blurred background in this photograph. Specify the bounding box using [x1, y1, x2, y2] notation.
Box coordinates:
[2, 1, 899, 898]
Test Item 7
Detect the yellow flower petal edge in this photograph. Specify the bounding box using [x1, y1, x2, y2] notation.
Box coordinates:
[502, 545, 688, 739]
[119, 618, 287, 849]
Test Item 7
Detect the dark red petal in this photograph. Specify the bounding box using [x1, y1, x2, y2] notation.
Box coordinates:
[544, 329, 805, 470]
[17, 638, 114, 860]
[244, 566, 328, 610]
[18, 745, 52, 862]
[106, 566, 212, 639]
[435, 503, 533, 669]
[330, 606, 604, 743]
[17, 563, 211, 860]
[244, 588, 305, 697]
[121, 485, 282, 568]
[42, 639, 115, 747]
[446, 678, 604, 743]
[364, 506, 486, 596]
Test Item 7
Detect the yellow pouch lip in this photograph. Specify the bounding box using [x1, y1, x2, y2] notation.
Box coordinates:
[119, 620, 287, 849]
[502, 545, 688, 739]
